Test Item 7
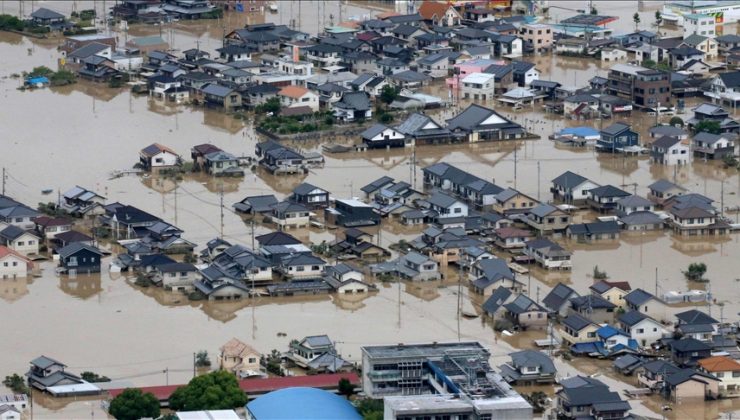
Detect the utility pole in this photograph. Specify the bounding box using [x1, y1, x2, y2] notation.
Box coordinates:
[219, 184, 224, 238]
[537, 161, 541, 201]
[513, 142, 518, 190]
[536, 285, 540, 304]
[250, 220, 255, 249]
[655, 267, 658, 297]
[193, 352, 196, 378]
[174, 186, 178, 226]
[2, 167, 5, 196]
[721, 179, 725, 218]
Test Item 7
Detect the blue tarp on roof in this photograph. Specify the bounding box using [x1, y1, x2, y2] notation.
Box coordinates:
[558, 127, 600, 137]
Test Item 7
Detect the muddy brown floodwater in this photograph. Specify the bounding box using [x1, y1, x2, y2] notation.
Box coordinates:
[1, 1, 740, 419]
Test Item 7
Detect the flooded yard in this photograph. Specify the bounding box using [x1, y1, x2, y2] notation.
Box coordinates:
[1, 1, 740, 418]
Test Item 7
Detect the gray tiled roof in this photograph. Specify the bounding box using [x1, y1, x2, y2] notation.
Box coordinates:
[624, 288, 656, 306]
[562, 313, 593, 331]
[543, 283, 577, 312]
[510, 350, 556, 374]
[482, 287, 512, 314]
[552, 171, 590, 189]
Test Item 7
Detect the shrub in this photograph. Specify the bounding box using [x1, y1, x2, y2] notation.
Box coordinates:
[2, 374, 29, 394]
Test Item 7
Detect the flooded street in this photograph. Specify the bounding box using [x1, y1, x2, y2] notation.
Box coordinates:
[1, 1, 740, 419]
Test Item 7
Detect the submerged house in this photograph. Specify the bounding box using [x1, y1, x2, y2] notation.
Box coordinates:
[360, 124, 407, 149]
[57, 243, 103, 274]
[597, 122, 640, 153]
[446, 104, 526, 142]
[370, 251, 441, 282]
[139, 143, 181, 170]
[499, 350, 557, 385]
[26, 356, 94, 396]
[290, 183, 330, 209]
[325, 199, 380, 227]
[203, 151, 244, 177]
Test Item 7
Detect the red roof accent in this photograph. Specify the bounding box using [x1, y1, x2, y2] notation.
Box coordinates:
[106, 372, 359, 401]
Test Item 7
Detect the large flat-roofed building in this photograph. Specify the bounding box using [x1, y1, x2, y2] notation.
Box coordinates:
[361, 342, 532, 419]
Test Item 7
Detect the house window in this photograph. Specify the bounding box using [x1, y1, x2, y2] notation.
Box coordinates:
[296, 266, 305, 272]
[17, 241, 24, 246]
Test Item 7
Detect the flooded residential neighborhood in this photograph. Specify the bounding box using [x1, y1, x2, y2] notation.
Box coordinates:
[1, 0, 740, 419]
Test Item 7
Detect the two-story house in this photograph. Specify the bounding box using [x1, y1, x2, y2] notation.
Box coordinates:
[616, 195, 654, 216]
[618, 310, 670, 348]
[525, 238, 572, 270]
[271, 201, 311, 229]
[0, 226, 40, 256]
[426, 192, 469, 220]
[279, 253, 326, 280]
[277, 85, 320, 112]
[524, 204, 571, 234]
[589, 280, 631, 309]
[586, 185, 631, 213]
[0, 246, 32, 279]
[505, 294, 549, 329]
[698, 356, 740, 398]
[290, 183, 330, 209]
[560, 313, 599, 345]
[675, 309, 718, 343]
[648, 179, 687, 206]
[597, 122, 639, 153]
[57, 243, 103, 274]
[651, 136, 690, 165]
[460, 72, 496, 101]
[218, 338, 262, 377]
[499, 350, 556, 386]
[543, 283, 579, 318]
[550, 171, 600, 207]
[624, 288, 669, 322]
[692, 132, 736, 160]
[670, 338, 713, 367]
[556, 376, 631, 419]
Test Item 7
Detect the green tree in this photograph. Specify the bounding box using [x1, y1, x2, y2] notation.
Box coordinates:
[0, 14, 24, 31]
[590, 7, 597, 15]
[49, 69, 76, 86]
[195, 351, 211, 367]
[356, 398, 383, 420]
[338, 378, 355, 398]
[28, 66, 54, 78]
[379, 85, 398, 106]
[655, 10, 662, 28]
[633, 12, 641, 30]
[81, 371, 111, 383]
[592, 265, 608, 280]
[2, 374, 28, 394]
[169, 371, 247, 411]
[669, 116, 684, 127]
[642, 59, 657, 69]
[684, 263, 707, 281]
[694, 120, 722, 134]
[108, 388, 160, 420]
[263, 349, 283, 376]
[722, 153, 739, 168]
[256, 97, 281, 114]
